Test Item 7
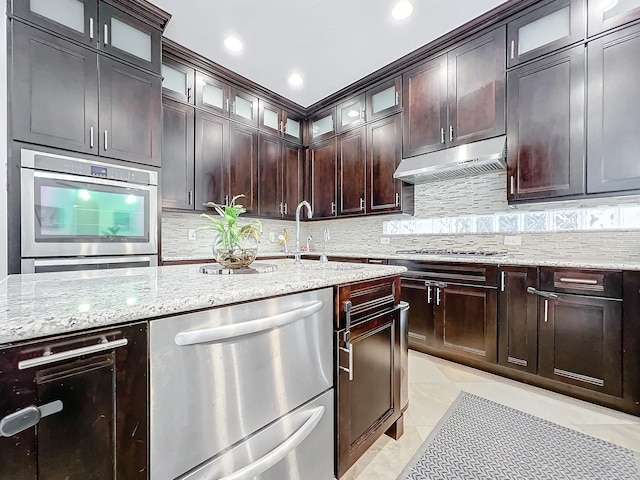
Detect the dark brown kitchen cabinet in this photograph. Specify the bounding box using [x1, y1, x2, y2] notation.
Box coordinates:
[99, 56, 162, 166]
[588, 0, 640, 37]
[587, 23, 640, 194]
[366, 76, 402, 121]
[335, 276, 401, 478]
[337, 126, 366, 215]
[12, 22, 99, 155]
[336, 94, 366, 133]
[0, 323, 147, 480]
[259, 100, 304, 145]
[402, 54, 448, 157]
[162, 97, 194, 210]
[195, 110, 229, 208]
[195, 71, 258, 127]
[230, 89, 259, 127]
[258, 132, 302, 218]
[507, 0, 584, 68]
[309, 137, 337, 218]
[162, 58, 195, 104]
[400, 276, 436, 348]
[507, 45, 585, 202]
[367, 114, 403, 213]
[309, 107, 336, 144]
[498, 266, 538, 374]
[229, 123, 259, 213]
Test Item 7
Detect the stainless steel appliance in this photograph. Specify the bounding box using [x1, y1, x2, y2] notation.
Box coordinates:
[20, 149, 158, 271]
[149, 288, 334, 480]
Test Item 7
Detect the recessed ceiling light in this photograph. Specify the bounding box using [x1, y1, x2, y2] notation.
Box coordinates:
[391, 1, 414, 20]
[224, 36, 243, 52]
[288, 73, 304, 87]
[603, 0, 618, 12]
[347, 109, 360, 118]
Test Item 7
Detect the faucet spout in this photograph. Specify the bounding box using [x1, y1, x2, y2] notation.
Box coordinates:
[294, 201, 313, 264]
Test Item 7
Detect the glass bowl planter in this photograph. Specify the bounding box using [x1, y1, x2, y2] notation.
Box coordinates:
[213, 235, 258, 269]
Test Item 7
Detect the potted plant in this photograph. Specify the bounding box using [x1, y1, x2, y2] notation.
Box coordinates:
[196, 194, 263, 269]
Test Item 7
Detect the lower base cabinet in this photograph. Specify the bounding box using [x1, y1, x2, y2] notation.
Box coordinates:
[335, 276, 402, 478]
[0, 323, 148, 480]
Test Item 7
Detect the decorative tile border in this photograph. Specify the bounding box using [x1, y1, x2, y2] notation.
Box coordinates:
[383, 205, 640, 236]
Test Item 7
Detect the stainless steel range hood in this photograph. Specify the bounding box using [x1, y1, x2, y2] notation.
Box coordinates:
[394, 135, 506, 184]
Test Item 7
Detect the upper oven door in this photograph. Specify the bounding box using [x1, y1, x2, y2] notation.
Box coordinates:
[21, 168, 158, 257]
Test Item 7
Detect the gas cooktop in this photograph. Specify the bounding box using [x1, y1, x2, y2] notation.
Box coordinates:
[395, 249, 509, 257]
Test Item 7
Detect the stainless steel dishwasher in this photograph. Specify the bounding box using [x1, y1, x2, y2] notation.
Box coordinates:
[149, 288, 334, 480]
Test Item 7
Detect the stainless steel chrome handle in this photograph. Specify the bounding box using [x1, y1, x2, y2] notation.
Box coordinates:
[104, 23, 108, 45]
[426, 285, 432, 304]
[449, 125, 454, 142]
[436, 287, 441, 306]
[278, 202, 283, 215]
[89, 18, 94, 40]
[360, 198, 365, 211]
[343, 300, 352, 344]
[395, 192, 400, 207]
[558, 278, 598, 285]
[361, 108, 365, 120]
[231, 101, 235, 114]
[280, 121, 284, 134]
[510, 175, 515, 195]
[339, 342, 354, 381]
[90, 126, 94, 148]
[219, 406, 325, 480]
[331, 201, 336, 215]
[226, 99, 230, 112]
[544, 299, 549, 323]
[284, 203, 288, 215]
[526, 287, 559, 300]
[18, 339, 128, 370]
[104, 130, 108, 150]
[510, 40, 515, 59]
[187, 85, 192, 101]
[368, 259, 384, 264]
[175, 301, 324, 346]
[395, 91, 399, 106]
[224, 194, 229, 206]
[441, 127, 445, 144]
[0, 400, 63, 437]
[188, 191, 193, 206]
[501, 271, 506, 292]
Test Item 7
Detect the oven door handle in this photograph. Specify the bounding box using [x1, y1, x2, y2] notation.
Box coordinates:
[174, 301, 325, 346]
[219, 406, 325, 480]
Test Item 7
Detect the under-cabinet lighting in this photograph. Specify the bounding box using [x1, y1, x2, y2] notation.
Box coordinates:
[288, 73, 304, 86]
[224, 36, 243, 52]
[391, 1, 414, 20]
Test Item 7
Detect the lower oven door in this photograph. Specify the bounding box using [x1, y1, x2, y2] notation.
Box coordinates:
[180, 390, 334, 480]
[149, 288, 334, 480]
[21, 168, 157, 258]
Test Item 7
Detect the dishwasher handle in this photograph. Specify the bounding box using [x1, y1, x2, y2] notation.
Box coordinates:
[219, 405, 325, 480]
[174, 301, 324, 346]
[526, 287, 559, 300]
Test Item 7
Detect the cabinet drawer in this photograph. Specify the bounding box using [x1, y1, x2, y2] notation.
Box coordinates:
[540, 267, 622, 298]
[336, 276, 400, 328]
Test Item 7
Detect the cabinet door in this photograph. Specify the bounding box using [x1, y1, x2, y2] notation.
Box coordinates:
[162, 58, 194, 104]
[507, 0, 584, 67]
[309, 108, 336, 144]
[12, 22, 99, 154]
[587, 24, 640, 194]
[368, 114, 403, 213]
[99, 56, 162, 166]
[588, 0, 640, 36]
[283, 112, 303, 145]
[337, 94, 366, 133]
[507, 46, 585, 201]
[400, 277, 436, 348]
[195, 111, 229, 208]
[162, 98, 194, 210]
[229, 123, 258, 214]
[282, 142, 302, 219]
[539, 294, 622, 397]
[336, 308, 400, 478]
[498, 267, 538, 374]
[337, 127, 366, 215]
[434, 284, 498, 363]
[196, 72, 231, 116]
[402, 54, 448, 157]
[366, 76, 402, 121]
[258, 100, 283, 136]
[230, 89, 259, 127]
[99, 2, 161, 73]
[258, 132, 282, 217]
[12, 0, 98, 47]
[309, 138, 337, 218]
[448, 26, 506, 146]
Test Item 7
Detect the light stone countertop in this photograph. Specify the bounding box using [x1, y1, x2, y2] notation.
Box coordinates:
[0, 260, 406, 346]
[162, 251, 640, 271]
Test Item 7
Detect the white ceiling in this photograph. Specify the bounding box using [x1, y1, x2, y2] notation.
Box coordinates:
[152, 0, 509, 108]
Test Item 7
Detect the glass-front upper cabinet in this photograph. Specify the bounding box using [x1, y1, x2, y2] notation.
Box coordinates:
[162, 59, 194, 103]
[336, 94, 365, 133]
[12, 0, 98, 47]
[230, 89, 258, 127]
[366, 77, 402, 121]
[507, 0, 584, 67]
[589, 0, 640, 36]
[283, 113, 303, 144]
[310, 108, 336, 144]
[99, 3, 161, 73]
[195, 71, 231, 115]
[259, 100, 283, 136]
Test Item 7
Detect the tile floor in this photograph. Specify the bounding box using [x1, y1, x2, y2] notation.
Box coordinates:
[344, 350, 640, 480]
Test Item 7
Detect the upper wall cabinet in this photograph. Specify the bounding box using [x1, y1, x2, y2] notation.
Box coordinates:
[403, 26, 505, 157]
[258, 100, 303, 144]
[507, 0, 585, 68]
[162, 58, 194, 104]
[336, 94, 366, 133]
[366, 76, 402, 121]
[309, 107, 336, 144]
[195, 71, 258, 127]
[12, 0, 163, 74]
[588, 0, 640, 36]
[587, 23, 640, 194]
